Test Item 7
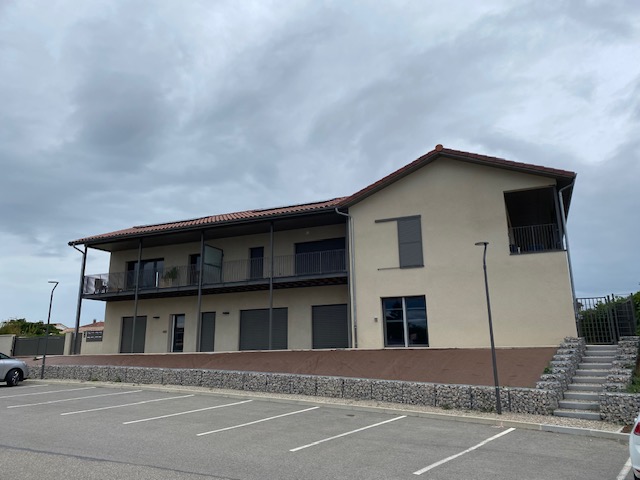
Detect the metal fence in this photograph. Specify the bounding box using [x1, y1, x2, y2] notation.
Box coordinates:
[13, 335, 65, 357]
[576, 294, 637, 344]
[508, 224, 563, 254]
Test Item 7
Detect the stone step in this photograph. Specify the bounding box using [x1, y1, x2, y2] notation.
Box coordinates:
[558, 399, 600, 410]
[578, 362, 612, 370]
[585, 346, 617, 353]
[563, 391, 600, 401]
[575, 369, 609, 377]
[581, 356, 615, 363]
[554, 409, 602, 421]
[570, 376, 606, 384]
[567, 383, 603, 392]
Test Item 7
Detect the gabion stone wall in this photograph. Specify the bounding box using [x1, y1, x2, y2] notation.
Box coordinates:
[41, 364, 559, 416]
[600, 336, 640, 424]
[536, 336, 586, 397]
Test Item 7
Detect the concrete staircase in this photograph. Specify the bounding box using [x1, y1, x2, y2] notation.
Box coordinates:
[554, 344, 616, 421]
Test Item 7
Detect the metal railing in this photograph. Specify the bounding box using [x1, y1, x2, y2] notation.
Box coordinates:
[508, 224, 563, 254]
[83, 249, 347, 295]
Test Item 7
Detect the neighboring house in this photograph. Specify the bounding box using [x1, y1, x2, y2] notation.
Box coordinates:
[62, 320, 105, 355]
[69, 145, 577, 354]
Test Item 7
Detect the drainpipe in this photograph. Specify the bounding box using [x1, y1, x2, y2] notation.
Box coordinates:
[132, 239, 143, 353]
[558, 180, 578, 331]
[71, 245, 87, 355]
[335, 207, 357, 348]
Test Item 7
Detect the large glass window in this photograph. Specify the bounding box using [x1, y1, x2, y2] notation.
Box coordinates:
[382, 296, 428, 347]
[126, 259, 164, 289]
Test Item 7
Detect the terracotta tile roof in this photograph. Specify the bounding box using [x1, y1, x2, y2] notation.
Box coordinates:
[62, 321, 104, 333]
[341, 144, 576, 206]
[70, 145, 576, 246]
[70, 197, 347, 245]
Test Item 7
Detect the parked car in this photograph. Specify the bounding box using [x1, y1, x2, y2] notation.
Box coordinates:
[0, 352, 29, 386]
[630, 414, 640, 480]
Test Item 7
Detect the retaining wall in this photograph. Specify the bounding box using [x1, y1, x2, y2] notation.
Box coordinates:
[600, 336, 640, 424]
[40, 364, 559, 415]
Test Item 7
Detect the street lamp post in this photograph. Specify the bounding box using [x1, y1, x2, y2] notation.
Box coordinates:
[474, 242, 502, 415]
[40, 280, 59, 379]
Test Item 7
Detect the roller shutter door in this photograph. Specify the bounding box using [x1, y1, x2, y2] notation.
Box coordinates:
[312, 304, 348, 349]
[239, 308, 288, 350]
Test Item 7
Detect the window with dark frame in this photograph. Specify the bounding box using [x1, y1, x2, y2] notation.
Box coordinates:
[375, 215, 424, 268]
[382, 296, 428, 347]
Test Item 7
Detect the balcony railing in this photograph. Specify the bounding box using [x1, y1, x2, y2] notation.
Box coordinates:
[83, 249, 347, 295]
[508, 224, 563, 254]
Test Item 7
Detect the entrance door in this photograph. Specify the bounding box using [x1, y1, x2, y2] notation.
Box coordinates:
[171, 314, 185, 352]
[249, 247, 264, 279]
[120, 316, 147, 353]
[199, 312, 216, 352]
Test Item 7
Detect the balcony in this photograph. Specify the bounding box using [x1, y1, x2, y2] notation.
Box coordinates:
[83, 249, 347, 299]
[508, 224, 563, 254]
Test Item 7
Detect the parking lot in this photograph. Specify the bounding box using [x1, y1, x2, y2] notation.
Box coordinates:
[0, 381, 633, 479]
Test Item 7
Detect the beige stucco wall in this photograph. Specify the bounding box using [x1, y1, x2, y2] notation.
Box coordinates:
[349, 157, 576, 348]
[101, 285, 348, 354]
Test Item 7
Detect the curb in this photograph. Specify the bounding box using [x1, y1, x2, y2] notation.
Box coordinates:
[26, 378, 628, 444]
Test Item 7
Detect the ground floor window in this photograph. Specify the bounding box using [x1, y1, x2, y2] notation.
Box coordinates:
[171, 314, 185, 352]
[312, 304, 349, 349]
[239, 308, 288, 350]
[382, 296, 428, 347]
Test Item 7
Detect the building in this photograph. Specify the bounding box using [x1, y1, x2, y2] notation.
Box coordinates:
[69, 145, 577, 354]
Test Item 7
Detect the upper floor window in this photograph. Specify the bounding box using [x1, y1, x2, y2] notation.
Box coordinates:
[375, 215, 424, 268]
[126, 258, 164, 289]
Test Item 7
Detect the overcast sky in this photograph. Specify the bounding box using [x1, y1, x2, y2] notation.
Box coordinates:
[1, 0, 638, 328]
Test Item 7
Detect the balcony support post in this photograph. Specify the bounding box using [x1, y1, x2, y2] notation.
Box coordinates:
[195, 231, 205, 350]
[71, 244, 87, 355]
[558, 181, 578, 330]
[131, 239, 143, 353]
[268, 222, 274, 350]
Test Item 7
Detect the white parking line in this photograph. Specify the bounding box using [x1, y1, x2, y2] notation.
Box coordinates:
[617, 458, 632, 480]
[123, 399, 253, 424]
[7, 389, 143, 408]
[60, 394, 195, 416]
[290, 415, 407, 452]
[0, 386, 95, 399]
[413, 427, 516, 475]
[4, 384, 49, 390]
[197, 406, 320, 436]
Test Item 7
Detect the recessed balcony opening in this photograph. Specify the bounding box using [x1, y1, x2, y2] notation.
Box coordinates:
[504, 187, 564, 254]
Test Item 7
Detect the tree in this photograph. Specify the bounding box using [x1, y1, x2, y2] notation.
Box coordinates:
[0, 318, 62, 336]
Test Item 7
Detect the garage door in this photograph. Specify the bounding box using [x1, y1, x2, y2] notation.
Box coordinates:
[312, 304, 348, 349]
[239, 308, 288, 350]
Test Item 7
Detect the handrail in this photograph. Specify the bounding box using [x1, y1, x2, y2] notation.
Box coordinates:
[83, 249, 347, 294]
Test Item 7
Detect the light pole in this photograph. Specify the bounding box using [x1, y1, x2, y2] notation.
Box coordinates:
[40, 280, 59, 379]
[474, 242, 502, 414]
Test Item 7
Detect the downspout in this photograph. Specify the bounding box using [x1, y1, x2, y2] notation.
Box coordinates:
[558, 179, 578, 331]
[268, 222, 274, 350]
[195, 231, 205, 351]
[132, 239, 143, 353]
[335, 207, 357, 348]
[71, 244, 87, 355]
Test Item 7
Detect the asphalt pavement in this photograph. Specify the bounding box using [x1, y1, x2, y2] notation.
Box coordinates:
[0, 381, 633, 480]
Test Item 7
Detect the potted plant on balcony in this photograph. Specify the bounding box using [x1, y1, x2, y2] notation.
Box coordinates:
[163, 267, 179, 287]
